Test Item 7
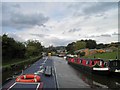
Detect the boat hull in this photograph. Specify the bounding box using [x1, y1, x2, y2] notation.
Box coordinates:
[108, 60, 120, 77]
[109, 69, 120, 77]
[68, 61, 109, 75]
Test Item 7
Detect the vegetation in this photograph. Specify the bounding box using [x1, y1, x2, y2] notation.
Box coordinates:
[66, 39, 119, 55]
[82, 51, 119, 61]
[2, 34, 43, 65]
[3, 56, 41, 68]
[66, 39, 97, 54]
[85, 39, 97, 49]
[74, 41, 86, 50]
[2, 34, 26, 60]
[25, 40, 43, 57]
[66, 42, 75, 54]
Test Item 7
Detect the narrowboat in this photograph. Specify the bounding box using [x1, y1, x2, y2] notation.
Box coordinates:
[67, 57, 109, 75]
[2, 74, 43, 90]
[108, 59, 120, 76]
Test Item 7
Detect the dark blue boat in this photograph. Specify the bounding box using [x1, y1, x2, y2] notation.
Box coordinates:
[108, 59, 120, 76]
[2, 57, 57, 90]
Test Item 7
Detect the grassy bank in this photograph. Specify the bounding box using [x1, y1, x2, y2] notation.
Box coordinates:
[82, 51, 119, 61]
[3, 56, 42, 68]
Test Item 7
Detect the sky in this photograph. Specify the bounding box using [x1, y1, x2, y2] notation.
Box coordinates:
[1, 1, 119, 47]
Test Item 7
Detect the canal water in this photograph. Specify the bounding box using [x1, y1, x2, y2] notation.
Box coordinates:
[52, 56, 120, 89]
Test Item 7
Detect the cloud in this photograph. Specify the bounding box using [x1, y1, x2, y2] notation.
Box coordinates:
[2, 2, 118, 47]
[2, 3, 49, 29]
[1, 0, 119, 2]
[30, 33, 49, 38]
[45, 36, 73, 46]
[68, 28, 81, 33]
[101, 34, 111, 37]
[83, 2, 117, 15]
[112, 32, 120, 36]
[68, 2, 117, 18]
[88, 33, 112, 38]
[8, 33, 25, 42]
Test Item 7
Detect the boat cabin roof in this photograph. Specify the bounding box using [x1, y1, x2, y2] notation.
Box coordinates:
[109, 59, 120, 62]
[79, 58, 104, 62]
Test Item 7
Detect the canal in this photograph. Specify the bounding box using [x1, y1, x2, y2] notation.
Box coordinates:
[2, 56, 120, 89]
[52, 56, 120, 89]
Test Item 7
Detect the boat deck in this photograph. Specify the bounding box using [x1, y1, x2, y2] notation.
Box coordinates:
[2, 57, 57, 90]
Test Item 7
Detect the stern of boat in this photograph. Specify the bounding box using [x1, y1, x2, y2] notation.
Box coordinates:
[92, 67, 109, 75]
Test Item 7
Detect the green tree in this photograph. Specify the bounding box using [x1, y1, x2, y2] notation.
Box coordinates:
[25, 40, 43, 57]
[2, 34, 16, 60]
[85, 39, 97, 49]
[74, 40, 86, 50]
[14, 42, 26, 58]
[66, 42, 75, 54]
[96, 43, 106, 49]
[2, 34, 26, 61]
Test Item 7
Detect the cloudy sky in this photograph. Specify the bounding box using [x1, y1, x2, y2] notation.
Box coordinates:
[1, 1, 119, 47]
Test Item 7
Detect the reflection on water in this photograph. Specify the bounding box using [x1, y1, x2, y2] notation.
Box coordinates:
[71, 65, 120, 89]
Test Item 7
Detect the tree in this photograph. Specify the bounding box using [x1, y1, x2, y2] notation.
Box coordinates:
[74, 40, 86, 50]
[14, 42, 26, 58]
[66, 42, 75, 54]
[25, 40, 43, 57]
[2, 34, 16, 60]
[96, 43, 106, 49]
[85, 39, 97, 49]
[2, 34, 26, 61]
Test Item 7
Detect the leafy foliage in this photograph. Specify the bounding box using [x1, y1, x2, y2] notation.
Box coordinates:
[2, 34, 43, 63]
[74, 41, 86, 50]
[66, 39, 120, 55]
[66, 39, 95, 54]
[2, 34, 26, 60]
[85, 39, 97, 49]
[66, 42, 75, 54]
[25, 40, 43, 57]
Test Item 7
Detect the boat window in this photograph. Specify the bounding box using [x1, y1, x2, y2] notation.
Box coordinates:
[76, 59, 78, 62]
[104, 62, 107, 66]
[92, 61, 94, 65]
[118, 61, 120, 67]
[86, 61, 89, 65]
[99, 61, 102, 66]
[86, 61, 88, 64]
[75, 58, 77, 62]
[80, 60, 82, 63]
[113, 62, 116, 66]
[115, 62, 117, 66]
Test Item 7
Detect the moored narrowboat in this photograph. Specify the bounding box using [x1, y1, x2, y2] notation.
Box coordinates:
[108, 59, 120, 76]
[67, 57, 109, 75]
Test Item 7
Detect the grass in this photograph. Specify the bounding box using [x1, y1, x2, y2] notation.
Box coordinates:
[2, 56, 42, 68]
[82, 51, 119, 61]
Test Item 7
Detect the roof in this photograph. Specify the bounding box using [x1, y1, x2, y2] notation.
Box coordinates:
[78, 58, 104, 61]
[109, 59, 120, 62]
